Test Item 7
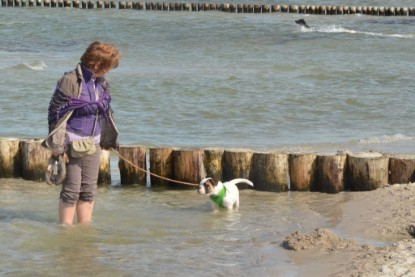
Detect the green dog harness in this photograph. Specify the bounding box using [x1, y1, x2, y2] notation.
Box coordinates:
[209, 186, 227, 208]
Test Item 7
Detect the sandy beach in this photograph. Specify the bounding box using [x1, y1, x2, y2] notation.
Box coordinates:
[283, 183, 415, 277]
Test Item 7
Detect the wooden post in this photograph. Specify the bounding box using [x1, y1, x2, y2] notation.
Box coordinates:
[184, 2, 191, 11]
[20, 139, 50, 182]
[172, 148, 205, 186]
[98, 149, 111, 186]
[288, 153, 317, 191]
[250, 152, 289, 192]
[315, 152, 347, 193]
[388, 155, 415, 184]
[118, 145, 147, 186]
[0, 138, 21, 178]
[289, 5, 298, 13]
[347, 152, 389, 191]
[271, 4, 280, 12]
[203, 148, 224, 181]
[168, 2, 174, 11]
[222, 149, 253, 189]
[236, 4, 243, 13]
[149, 147, 173, 186]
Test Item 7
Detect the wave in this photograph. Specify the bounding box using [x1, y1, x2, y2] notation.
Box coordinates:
[301, 25, 414, 39]
[24, 61, 47, 71]
[358, 134, 415, 144]
[6, 61, 48, 71]
[0, 21, 28, 26]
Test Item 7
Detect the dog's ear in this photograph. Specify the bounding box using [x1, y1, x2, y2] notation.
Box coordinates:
[206, 179, 218, 187]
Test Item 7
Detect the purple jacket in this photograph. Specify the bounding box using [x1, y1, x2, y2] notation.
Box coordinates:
[42, 63, 119, 155]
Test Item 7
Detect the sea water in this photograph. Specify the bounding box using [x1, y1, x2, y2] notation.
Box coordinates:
[0, 4, 414, 276]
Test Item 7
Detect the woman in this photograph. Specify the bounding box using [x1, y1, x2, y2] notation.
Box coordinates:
[42, 41, 121, 225]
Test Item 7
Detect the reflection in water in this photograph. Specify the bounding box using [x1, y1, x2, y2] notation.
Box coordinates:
[0, 178, 354, 276]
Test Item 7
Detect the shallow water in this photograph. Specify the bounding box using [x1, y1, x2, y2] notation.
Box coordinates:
[0, 178, 353, 276]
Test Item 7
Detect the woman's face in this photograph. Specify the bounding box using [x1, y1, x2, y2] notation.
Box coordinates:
[92, 65, 111, 77]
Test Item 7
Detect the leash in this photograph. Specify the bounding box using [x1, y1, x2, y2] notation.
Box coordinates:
[110, 148, 199, 187]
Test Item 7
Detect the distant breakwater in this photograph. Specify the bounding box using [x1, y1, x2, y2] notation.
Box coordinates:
[1, 0, 415, 16]
[1, 138, 414, 193]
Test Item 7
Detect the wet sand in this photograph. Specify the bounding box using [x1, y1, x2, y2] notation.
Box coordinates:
[283, 183, 415, 277]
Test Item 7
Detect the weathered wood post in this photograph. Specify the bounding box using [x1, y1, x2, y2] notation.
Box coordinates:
[250, 152, 289, 192]
[388, 155, 415, 184]
[20, 139, 50, 181]
[0, 138, 22, 178]
[289, 5, 298, 13]
[271, 4, 280, 12]
[149, 147, 174, 186]
[222, 149, 253, 189]
[118, 145, 147, 186]
[203, 148, 224, 181]
[98, 149, 111, 186]
[315, 152, 347, 193]
[172, 148, 205, 186]
[237, 4, 243, 13]
[347, 152, 389, 191]
[288, 152, 317, 191]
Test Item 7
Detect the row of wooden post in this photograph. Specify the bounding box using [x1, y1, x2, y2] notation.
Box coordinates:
[1, 0, 414, 16]
[1, 138, 414, 193]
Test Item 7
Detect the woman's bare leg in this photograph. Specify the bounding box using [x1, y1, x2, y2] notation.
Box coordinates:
[59, 199, 76, 225]
[76, 200, 95, 225]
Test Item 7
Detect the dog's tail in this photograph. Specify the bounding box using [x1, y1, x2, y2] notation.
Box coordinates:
[229, 178, 254, 187]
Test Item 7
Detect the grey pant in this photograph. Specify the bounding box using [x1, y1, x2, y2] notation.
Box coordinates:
[60, 145, 101, 205]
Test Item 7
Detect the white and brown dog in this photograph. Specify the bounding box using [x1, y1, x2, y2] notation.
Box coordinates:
[197, 177, 254, 209]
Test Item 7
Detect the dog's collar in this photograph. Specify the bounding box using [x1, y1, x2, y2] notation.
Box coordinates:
[210, 186, 226, 208]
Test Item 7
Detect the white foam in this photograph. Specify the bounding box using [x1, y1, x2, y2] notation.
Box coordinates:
[302, 25, 414, 39]
[358, 134, 415, 144]
[23, 61, 47, 71]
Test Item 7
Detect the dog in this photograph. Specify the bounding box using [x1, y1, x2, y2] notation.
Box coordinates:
[197, 177, 254, 209]
[295, 19, 310, 29]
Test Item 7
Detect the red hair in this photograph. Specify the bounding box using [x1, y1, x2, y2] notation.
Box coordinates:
[80, 41, 121, 72]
